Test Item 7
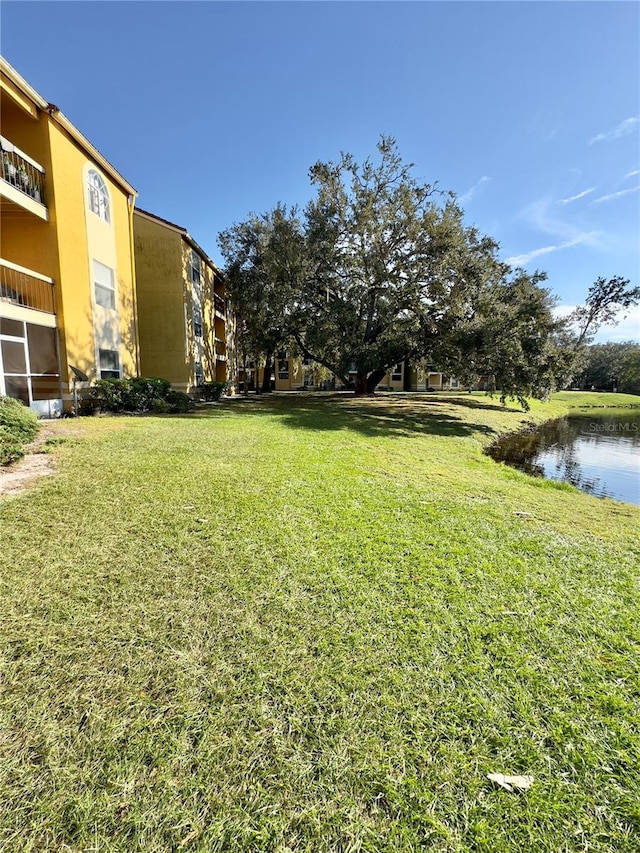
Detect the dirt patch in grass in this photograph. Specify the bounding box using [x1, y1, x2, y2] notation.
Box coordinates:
[0, 452, 57, 496]
[0, 421, 85, 497]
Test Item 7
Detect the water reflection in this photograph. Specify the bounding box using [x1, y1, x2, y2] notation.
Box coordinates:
[488, 411, 640, 505]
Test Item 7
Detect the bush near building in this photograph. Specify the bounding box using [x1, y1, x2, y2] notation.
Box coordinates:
[198, 381, 228, 402]
[0, 396, 40, 466]
[88, 378, 193, 414]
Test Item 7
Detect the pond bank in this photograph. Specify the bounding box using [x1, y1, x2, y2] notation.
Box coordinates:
[487, 408, 640, 505]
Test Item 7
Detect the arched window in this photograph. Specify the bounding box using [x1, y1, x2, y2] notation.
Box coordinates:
[87, 169, 110, 222]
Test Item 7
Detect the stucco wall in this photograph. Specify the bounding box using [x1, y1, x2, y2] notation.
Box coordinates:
[48, 121, 137, 388]
[2, 63, 138, 411]
[134, 214, 189, 387]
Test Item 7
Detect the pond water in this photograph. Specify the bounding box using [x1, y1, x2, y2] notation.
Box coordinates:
[487, 410, 640, 505]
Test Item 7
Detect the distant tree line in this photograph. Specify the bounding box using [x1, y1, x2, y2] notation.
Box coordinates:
[573, 341, 640, 395]
[218, 137, 639, 407]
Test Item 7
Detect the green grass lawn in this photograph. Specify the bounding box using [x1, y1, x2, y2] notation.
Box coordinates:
[1, 392, 639, 852]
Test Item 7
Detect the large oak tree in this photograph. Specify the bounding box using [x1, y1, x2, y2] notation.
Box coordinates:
[219, 139, 638, 403]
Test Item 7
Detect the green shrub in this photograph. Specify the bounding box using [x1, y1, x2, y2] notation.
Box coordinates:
[91, 379, 128, 412]
[0, 395, 39, 442]
[90, 377, 181, 412]
[0, 396, 39, 466]
[125, 378, 172, 411]
[200, 381, 227, 402]
[151, 398, 170, 414]
[166, 390, 192, 414]
[0, 425, 26, 466]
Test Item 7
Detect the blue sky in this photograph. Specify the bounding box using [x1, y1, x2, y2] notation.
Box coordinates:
[3, 1, 639, 341]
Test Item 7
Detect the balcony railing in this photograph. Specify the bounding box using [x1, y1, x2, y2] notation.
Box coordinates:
[214, 293, 225, 315]
[1, 259, 55, 314]
[1, 136, 45, 205]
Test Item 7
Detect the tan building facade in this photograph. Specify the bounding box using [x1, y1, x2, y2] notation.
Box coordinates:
[1, 57, 139, 415]
[133, 209, 226, 392]
[249, 354, 463, 394]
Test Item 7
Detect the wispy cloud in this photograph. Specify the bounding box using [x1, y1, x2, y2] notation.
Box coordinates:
[591, 185, 640, 205]
[558, 187, 595, 205]
[458, 175, 490, 205]
[507, 196, 605, 267]
[517, 197, 602, 245]
[625, 169, 640, 180]
[505, 233, 598, 267]
[588, 116, 639, 145]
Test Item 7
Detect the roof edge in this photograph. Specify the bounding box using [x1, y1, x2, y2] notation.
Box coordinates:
[134, 207, 187, 234]
[134, 207, 223, 275]
[1, 56, 137, 198]
[0, 56, 48, 109]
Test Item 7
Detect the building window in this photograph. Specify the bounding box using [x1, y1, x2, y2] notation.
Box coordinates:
[450, 379, 459, 389]
[277, 352, 289, 380]
[193, 307, 203, 338]
[190, 251, 202, 287]
[93, 261, 115, 310]
[87, 170, 110, 222]
[392, 362, 403, 380]
[99, 348, 119, 379]
[194, 362, 204, 386]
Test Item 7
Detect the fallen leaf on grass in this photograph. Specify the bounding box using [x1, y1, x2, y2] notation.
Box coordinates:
[487, 773, 534, 792]
[178, 828, 201, 848]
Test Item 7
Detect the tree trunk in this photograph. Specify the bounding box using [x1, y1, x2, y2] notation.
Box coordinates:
[354, 372, 369, 396]
[366, 368, 387, 394]
[261, 353, 273, 393]
[354, 368, 388, 395]
[241, 341, 249, 397]
[403, 358, 411, 391]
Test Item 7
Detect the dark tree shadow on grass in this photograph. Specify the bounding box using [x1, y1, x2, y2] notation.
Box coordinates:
[184, 393, 516, 440]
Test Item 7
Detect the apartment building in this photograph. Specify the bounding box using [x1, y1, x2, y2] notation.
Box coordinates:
[133, 209, 226, 392]
[248, 353, 463, 393]
[0, 57, 139, 415]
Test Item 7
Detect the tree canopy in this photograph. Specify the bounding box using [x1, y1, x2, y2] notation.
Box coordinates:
[573, 341, 640, 395]
[218, 138, 638, 404]
[571, 276, 640, 348]
[293, 138, 510, 394]
[219, 205, 306, 391]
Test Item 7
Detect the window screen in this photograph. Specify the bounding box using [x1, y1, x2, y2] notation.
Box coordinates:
[27, 324, 58, 375]
[94, 261, 115, 310]
[99, 348, 120, 379]
[1, 340, 26, 374]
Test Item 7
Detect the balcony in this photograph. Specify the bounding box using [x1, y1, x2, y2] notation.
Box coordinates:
[215, 343, 226, 362]
[214, 293, 225, 317]
[0, 136, 47, 220]
[1, 259, 55, 315]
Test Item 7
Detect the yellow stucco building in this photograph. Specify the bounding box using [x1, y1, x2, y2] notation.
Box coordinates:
[133, 209, 227, 392]
[1, 57, 139, 415]
[249, 354, 462, 394]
